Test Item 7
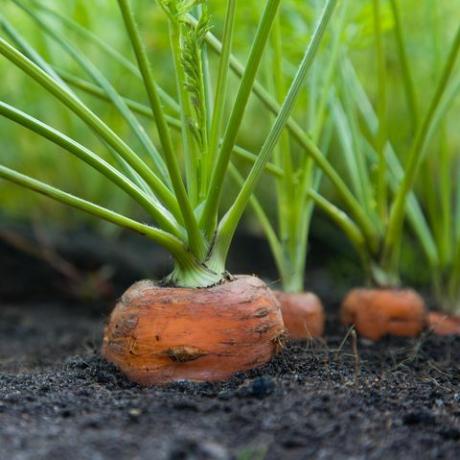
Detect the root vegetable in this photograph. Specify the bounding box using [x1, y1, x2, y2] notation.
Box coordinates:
[341, 288, 426, 341]
[427, 311, 460, 336]
[102, 275, 285, 385]
[274, 291, 325, 340]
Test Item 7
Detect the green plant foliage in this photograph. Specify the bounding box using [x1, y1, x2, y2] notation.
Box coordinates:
[0, 0, 337, 287]
[1, 0, 460, 313]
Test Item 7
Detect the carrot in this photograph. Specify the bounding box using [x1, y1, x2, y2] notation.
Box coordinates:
[274, 291, 325, 340]
[102, 276, 285, 385]
[341, 288, 427, 341]
[427, 312, 460, 336]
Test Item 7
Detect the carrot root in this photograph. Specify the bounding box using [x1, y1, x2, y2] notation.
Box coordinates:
[427, 311, 460, 336]
[341, 288, 426, 341]
[102, 275, 285, 385]
[274, 291, 325, 340]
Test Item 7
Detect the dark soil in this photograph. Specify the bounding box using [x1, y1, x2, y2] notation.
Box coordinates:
[0, 227, 459, 460]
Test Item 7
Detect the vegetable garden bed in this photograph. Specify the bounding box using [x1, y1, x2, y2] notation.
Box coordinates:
[1, 1, 460, 457]
[1, 232, 459, 460]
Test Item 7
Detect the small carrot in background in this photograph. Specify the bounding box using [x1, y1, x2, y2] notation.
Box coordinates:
[230, 2, 350, 340]
[274, 291, 324, 341]
[305, 2, 460, 340]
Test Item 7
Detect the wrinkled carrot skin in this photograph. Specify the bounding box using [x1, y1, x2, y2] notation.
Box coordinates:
[102, 276, 285, 385]
[341, 288, 427, 341]
[274, 291, 325, 340]
[428, 311, 460, 336]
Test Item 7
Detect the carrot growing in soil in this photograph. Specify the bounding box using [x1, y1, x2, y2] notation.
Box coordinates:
[230, 3, 348, 340]
[306, 1, 460, 340]
[0, 0, 337, 383]
[269, 3, 350, 340]
[210, 2, 348, 341]
[412, 6, 460, 336]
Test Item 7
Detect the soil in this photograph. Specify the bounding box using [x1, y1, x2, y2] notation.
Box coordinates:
[1, 227, 459, 460]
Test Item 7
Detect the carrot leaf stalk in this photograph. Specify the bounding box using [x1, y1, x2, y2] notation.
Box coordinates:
[0, 0, 336, 288]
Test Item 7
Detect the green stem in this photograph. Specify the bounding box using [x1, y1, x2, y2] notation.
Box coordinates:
[212, 0, 339, 268]
[0, 14, 157, 196]
[191, 13, 378, 248]
[197, 3, 212, 134]
[310, 1, 347, 142]
[117, 0, 207, 259]
[382, 26, 460, 272]
[29, 0, 180, 113]
[168, 21, 199, 204]
[56, 70, 284, 179]
[438, 124, 452, 267]
[201, 0, 281, 239]
[13, 0, 170, 184]
[0, 13, 64, 84]
[0, 102, 182, 237]
[167, 257, 224, 288]
[207, 0, 236, 181]
[332, 95, 374, 216]
[271, 14, 295, 252]
[389, 0, 419, 130]
[308, 190, 367, 262]
[342, 57, 439, 267]
[1, 165, 222, 287]
[0, 165, 187, 260]
[0, 36, 180, 217]
[455, 164, 460, 242]
[192, 13, 210, 203]
[372, 0, 388, 222]
[289, 4, 349, 294]
[229, 164, 286, 283]
[448, 239, 460, 313]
